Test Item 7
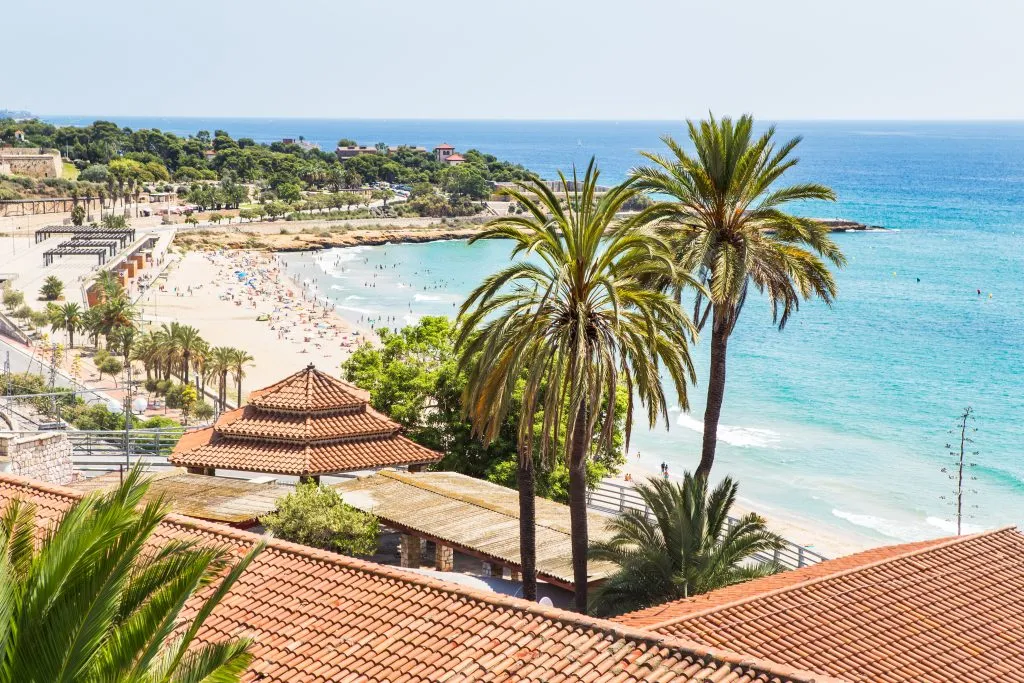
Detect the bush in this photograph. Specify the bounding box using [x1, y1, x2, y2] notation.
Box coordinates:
[144, 378, 159, 393]
[193, 401, 215, 421]
[261, 483, 379, 556]
[3, 287, 25, 312]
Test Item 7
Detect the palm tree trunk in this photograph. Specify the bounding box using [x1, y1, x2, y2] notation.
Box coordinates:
[517, 449, 538, 601]
[568, 406, 590, 613]
[236, 375, 242, 407]
[697, 310, 730, 480]
[183, 352, 190, 383]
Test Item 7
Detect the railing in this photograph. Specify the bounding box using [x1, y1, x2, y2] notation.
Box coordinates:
[587, 480, 828, 570]
[64, 427, 187, 473]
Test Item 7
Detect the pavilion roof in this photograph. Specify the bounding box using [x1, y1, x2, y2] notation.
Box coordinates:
[616, 527, 1024, 683]
[0, 472, 838, 683]
[169, 365, 442, 476]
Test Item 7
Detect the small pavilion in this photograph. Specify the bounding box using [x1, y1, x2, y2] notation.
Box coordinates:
[170, 364, 442, 482]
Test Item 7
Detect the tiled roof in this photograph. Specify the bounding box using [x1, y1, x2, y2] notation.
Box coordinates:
[434, 143, 455, 150]
[335, 470, 621, 588]
[216, 405, 399, 442]
[0, 473, 840, 683]
[248, 364, 369, 413]
[446, 153, 466, 161]
[620, 527, 1024, 683]
[171, 430, 439, 476]
[170, 365, 442, 476]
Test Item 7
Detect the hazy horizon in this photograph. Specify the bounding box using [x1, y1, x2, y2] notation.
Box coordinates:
[7, 0, 1024, 120]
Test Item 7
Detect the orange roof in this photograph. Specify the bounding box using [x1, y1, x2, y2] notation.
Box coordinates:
[446, 153, 466, 162]
[170, 365, 442, 476]
[434, 143, 455, 150]
[618, 528, 1024, 683]
[248, 364, 369, 412]
[0, 473, 838, 683]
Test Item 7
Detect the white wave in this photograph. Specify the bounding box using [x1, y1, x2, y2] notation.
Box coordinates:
[675, 413, 781, 449]
[414, 293, 443, 302]
[925, 516, 984, 535]
[345, 295, 364, 301]
[831, 509, 921, 540]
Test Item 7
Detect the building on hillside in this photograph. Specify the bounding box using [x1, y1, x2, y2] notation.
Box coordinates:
[336, 144, 427, 160]
[615, 526, 1024, 683]
[433, 143, 455, 163]
[169, 364, 442, 482]
[13, 130, 25, 142]
[283, 137, 320, 152]
[444, 153, 465, 166]
[335, 469, 619, 593]
[0, 472, 834, 683]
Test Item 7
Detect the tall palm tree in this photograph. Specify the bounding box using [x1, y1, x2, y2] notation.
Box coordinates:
[0, 464, 264, 682]
[589, 473, 784, 617]
[49, 302, 82, 348]
[81, 307, 103, 349]
[631, 115, 845, 478]
[457, 160, 697, 611]
[131, 331, 159, 381]
[91, 269, 122, 301]
[175, 324, 205, 383]
[210, 346, 235, 411]
[96, 296, 136, 348]
[229, 347, 254, 407]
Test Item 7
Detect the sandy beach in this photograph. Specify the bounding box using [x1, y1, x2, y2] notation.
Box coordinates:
[138, 250, 370, 398]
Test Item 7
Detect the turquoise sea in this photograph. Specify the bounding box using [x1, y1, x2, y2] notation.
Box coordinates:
[49, 116, 1024, 547]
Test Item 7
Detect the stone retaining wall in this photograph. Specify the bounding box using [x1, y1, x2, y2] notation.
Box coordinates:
[0, 432, 74, 485]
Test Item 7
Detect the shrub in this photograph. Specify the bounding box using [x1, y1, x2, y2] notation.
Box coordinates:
[3, 287, 25, 312]
[261, 483, 379, 556]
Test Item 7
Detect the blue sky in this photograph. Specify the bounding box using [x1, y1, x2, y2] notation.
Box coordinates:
[5, 0, 1023, 119]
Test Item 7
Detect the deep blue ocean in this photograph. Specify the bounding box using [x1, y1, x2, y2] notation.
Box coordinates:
[48, 116, 1024, 550]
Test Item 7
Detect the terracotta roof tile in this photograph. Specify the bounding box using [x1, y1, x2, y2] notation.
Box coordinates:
[0, 473, 842, 683]
[248, 364, 369, 413]
[620, 528, 1024, 683]
[170, 366, 442, 476]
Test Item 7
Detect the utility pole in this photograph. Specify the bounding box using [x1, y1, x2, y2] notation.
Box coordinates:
[48, 343, 58, 417]
[942, 407, 979, 535]
[123, 361, 132, 471]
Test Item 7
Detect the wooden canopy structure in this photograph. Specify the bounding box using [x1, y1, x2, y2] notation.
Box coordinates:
[170, 364, 441, 480]
[334, 470, 619, 590]
[68, 469, 290, 528]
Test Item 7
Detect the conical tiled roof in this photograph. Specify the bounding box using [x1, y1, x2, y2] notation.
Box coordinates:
[170, 365, 441, 476]
[248, 364, 369, 412]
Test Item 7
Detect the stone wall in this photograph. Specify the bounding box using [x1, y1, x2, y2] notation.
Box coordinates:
[0, 153, 62, 179]
[0, 432, 74, 485]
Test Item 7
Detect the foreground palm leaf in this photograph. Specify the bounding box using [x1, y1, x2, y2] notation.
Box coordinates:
[589, 474, 784, 617]
[630, 114, 845, 478]
[0, 465, 264, 682]
[457, 159, 697, 611]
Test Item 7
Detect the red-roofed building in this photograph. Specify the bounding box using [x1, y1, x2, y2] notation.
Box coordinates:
[433, 142, 456, 163]
[0, 472, 837, 683]
[444, 153, 466, 165]
[169, 364, 441, 481]
[616, 528, 1024, 683]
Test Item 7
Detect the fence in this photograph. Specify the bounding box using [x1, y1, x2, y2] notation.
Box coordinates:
[588, 480, 828, 569]
[65, 427, 186, 474]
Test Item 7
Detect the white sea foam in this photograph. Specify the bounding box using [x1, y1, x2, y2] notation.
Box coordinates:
[925, 516, 983, 535]
[414, 293, 443, 302]
[831, 509, 921, 540]
[345, 295, 364, 301]
[675, 413, 781, 449]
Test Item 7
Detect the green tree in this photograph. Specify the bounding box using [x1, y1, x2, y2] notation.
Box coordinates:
[630, 115, 845, 478]
[49, 301, 82, 347]
[96, 355, 123, 386]
[70, 204, 86, 226]
[179, 384, 198, 424]
[0, 465, 263, 682]
[261, 483, 379, 556]
[589, 474, 784, 617]
[2, 288, 24, 312]
[229, 347, 254, 406]
[39, 275, 64, 301]
[456, 161, 697, 610]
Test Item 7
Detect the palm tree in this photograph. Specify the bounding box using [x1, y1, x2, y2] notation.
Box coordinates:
[96, 296, 136, 347]
[0, 465, 264, 682]
[175, 324, 205, 383]
[49, 302, 82, 348]
[589, 473, 785, 616]
[210, 346, 235, 411]
[229, 347, 254, 407]
[631, 115, 845, 478]
[91, 269, 122, 301]
[81, 307, 103, 349]
[131, 331, 159, 381]
[457, 160, 697, 611]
